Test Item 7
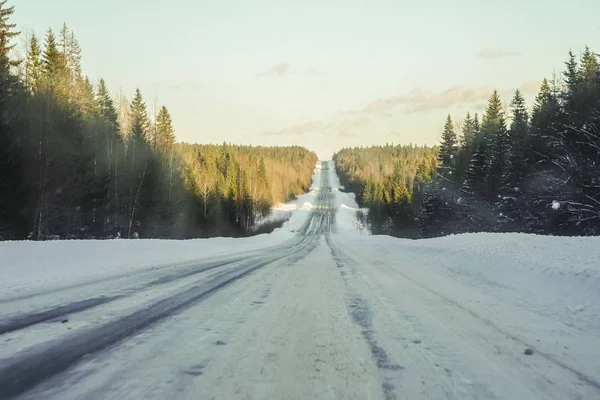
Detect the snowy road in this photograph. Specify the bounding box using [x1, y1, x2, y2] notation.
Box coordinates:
[1, 161, 599, 400]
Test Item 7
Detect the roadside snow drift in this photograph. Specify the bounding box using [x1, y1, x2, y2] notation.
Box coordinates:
[335, 226, 600, 327]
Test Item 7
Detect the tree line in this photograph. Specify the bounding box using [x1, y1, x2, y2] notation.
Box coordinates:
[0, 2, 317, 240]
[333, 144, 438, 237]
[334, 46, 600, 238]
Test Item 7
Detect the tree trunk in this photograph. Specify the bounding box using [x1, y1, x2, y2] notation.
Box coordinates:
[128, 162, 148, 238]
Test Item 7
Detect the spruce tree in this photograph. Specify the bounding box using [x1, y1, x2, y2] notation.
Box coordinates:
[437, 114, 457, 179]
[25, 34, 43, 90]
[0, 0, 19, 102]
[498, 89, 529, 231]
[562, 50, 581, 106]
[0, 0, 19, 71]
[68, 32, 82, 77]
[96, 78, 121, 231]
[579, 46, 599, 85]
[43, 29, 63, 75]
[125, 88, 152, 237]
[481, 90, 508, 207]
[460, 112, 475, 147]
[129, 88, 150, 145]
[460, 109, 492, 233]
[97, 79, 119, 132]
[507, 89, 529, 173]
[0, 0, 29, 239]
[473, 113, 480, 133]
[156, 105, 175, 151]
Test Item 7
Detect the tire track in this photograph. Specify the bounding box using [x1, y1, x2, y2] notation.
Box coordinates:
[1, 220, 321, 336]
[326, 232, 402, 400]
[0, 260, 269, 399]
[1, 234, 321, 399]
[320, 160, 402, 400]
[0, 259, 238, 335]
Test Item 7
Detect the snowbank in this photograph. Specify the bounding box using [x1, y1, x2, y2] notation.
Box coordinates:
[0, 232, 297, 298]
[336, 231, 600, 331]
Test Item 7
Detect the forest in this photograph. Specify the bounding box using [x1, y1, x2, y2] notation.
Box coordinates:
[334, 47, 600, 238]
[334, 144, 438, 237]
[0, 2, 317, 240]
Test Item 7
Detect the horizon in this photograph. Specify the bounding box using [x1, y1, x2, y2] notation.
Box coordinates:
[12, 0, 600, 159]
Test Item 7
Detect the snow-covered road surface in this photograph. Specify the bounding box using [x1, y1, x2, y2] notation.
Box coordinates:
[1, 161, 599, 400]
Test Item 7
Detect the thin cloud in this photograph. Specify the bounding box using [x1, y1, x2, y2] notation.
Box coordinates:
[256, 62, 291, 78]
[353, 81, 542, 116]
[519, 80, 543, 95]
[257, 80, 542, 140]
[410, 86, 493, 113]
[359, 86, 493, 114]
[477, 48, 522, 60]
[255, 63, 321, 78]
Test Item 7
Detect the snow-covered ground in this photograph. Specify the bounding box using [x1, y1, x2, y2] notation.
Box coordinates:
[1, 159, 600, 400]
[0, 233, 292, 299]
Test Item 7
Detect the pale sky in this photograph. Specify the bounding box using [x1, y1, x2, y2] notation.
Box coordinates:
[13, 0, 600, 158]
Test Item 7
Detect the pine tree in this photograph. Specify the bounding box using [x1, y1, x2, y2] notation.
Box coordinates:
[96, 78, 122, 231]
[0, 0, 19, 101]
[562, 49, 581, 106]
[453, 112, 477, 198]
[579, 46, 599, 85]
[507, 89, 529, 170]
[128, 88, 150, 147]
[532, 79, 552, 122]
[459, 108, 494, 233]
[125, 88, 152, 237]
[155, 105, 175, 151]
[498, 89, 529, 231]
[459, 112, 475, 147]
[97, 79, 119, 132]
[481, 90, 508, 206]
[473, 113, 480, 133]
[43, 29, 63, 75]
[258, 156, 268, 184]
[0, 0, 19, 71]
[437, 114, 457, 179]
[577, 46, 600, 122]
[67, 31, 82, 78]
[361, 180, 374, 206]
[59, 23, 69, 63]
[0, 0, 29, 239]
[77, 76, 95, 116]
[417, 116, 461, 237]
[522, 78, 563, 233]
[25, 34, 43, 90]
